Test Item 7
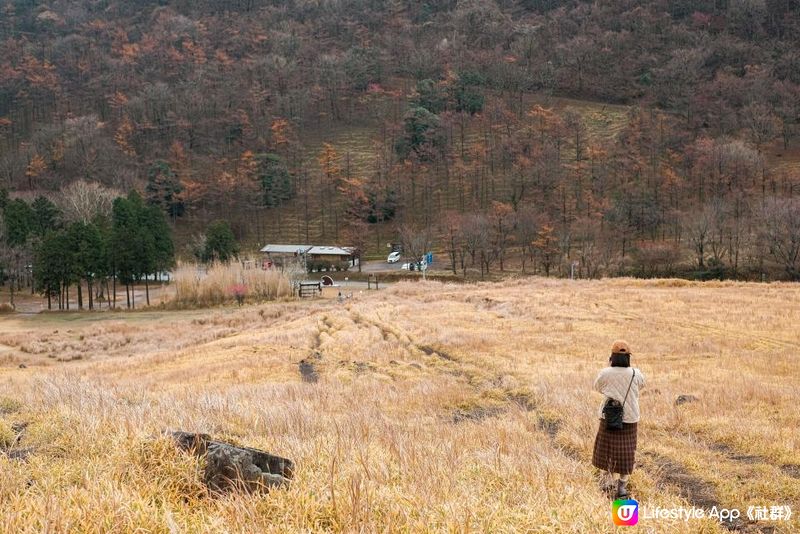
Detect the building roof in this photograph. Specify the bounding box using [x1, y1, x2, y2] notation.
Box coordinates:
[260, 244, 353, 256]
[307, 246, 353, 256]
[260, 244, 312, 254]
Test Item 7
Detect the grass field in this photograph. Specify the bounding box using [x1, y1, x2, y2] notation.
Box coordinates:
[1, 278, 799, 532]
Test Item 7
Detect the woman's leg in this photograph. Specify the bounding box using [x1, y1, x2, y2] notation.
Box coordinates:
[617, 474, 630, 497]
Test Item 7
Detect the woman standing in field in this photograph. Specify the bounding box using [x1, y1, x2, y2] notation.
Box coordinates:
[592, 340, 646, 498]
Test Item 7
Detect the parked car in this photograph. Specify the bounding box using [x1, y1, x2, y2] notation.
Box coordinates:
[387, 251, 402, 263]
[401, 261, 427, 271]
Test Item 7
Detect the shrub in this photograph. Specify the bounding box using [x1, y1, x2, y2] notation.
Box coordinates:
[631, 243, 682, 277]
[229, 284, 247, 306]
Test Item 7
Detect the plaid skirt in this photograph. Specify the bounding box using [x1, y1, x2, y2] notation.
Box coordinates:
[591, 420, 638, 475]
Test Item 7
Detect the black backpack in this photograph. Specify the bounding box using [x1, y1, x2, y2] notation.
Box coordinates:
[603, 369, 635, 431]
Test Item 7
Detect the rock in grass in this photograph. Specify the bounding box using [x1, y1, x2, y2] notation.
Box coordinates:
[168, 431, 293, 493]
[298, 359, 319, 383]
[0, 420, 30, 461]
[675, 394, 699, 406]
[5, 448, 33, 461]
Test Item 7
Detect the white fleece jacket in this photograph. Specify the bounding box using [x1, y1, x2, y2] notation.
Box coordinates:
[593, 367, 646, 423]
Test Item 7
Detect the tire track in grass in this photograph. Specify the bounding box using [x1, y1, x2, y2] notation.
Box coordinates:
[638, 427, 798, 533]
[352, 309, 585, 461]
[668, 319, 798, 352]
[604, 303, 800, 351]
[638, 451, 776, 533]
[676, 430, 800, 487]
[638, 452, 737, 530]
[298, 313, 338, 383]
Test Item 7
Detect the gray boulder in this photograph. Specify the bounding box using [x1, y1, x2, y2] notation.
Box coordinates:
[169, 431, 293, 493]
[675, 394, 700, 406]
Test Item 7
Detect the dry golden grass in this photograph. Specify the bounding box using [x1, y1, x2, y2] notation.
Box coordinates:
[1, 278, 799, 533]
[172, 262, 295, 308]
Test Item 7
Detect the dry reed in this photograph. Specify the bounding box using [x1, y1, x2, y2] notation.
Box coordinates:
[172, 262, 295, 308]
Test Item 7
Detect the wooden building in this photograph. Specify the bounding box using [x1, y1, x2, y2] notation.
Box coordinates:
[260, 244, 356, 270]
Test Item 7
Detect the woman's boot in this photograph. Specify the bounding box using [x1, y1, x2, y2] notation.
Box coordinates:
[616, 479, 629, 498]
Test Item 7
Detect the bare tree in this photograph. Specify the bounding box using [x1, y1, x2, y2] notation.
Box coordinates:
[441, 211, 463, 275]
[342, 219, 368, 273]
[58, 181, 120, 224]
[706, 198, 729, 269]
[489, 201, 514, 271]
[724, 194, 750, 275]
[742, 103, 779, 153]
[761, 198, 800, 280]
[683, 205, 713, 269]
[398, 223, 433, 266]
[532, 223, 560, 276]
[516, 207, 538, 274]
[457, 213, 496, 279]
[459, 213, 489, 277]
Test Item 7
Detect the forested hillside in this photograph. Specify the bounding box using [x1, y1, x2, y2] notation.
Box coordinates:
[2, 0, 800, 280]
